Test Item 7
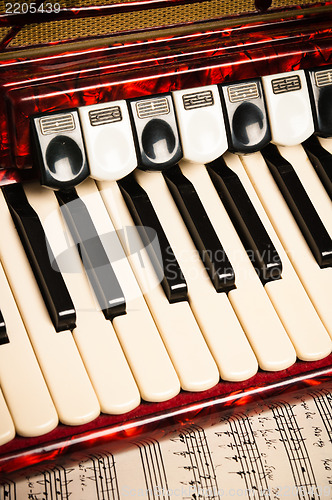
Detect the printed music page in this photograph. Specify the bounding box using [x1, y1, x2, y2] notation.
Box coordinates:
[2, 382, 332, 499]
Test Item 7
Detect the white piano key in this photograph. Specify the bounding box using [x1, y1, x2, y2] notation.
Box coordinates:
[319, 136, 332, 154]
[25, 183, 141, 415]
[278, 144, 332, 237]
[0, 190, 100, 426]
[172, 85, 228, 163]
[0, 387, 15, 446]
[226, 153, 331, 361]
[79, 101, 138, 181]
[0, 260, 58, 437]
[97, 179, 223, 387]
[177, 161, 296, 372]
[133, 169, 258, 381]
[241, 152, 332, 336]
[74, 178, 181, 402]
[262, 70, 314, 146]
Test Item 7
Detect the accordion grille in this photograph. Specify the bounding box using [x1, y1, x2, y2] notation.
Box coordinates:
[3, 0, 322, 49]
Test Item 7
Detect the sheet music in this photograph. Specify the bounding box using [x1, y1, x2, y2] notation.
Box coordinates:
[2, 384, 332, 499]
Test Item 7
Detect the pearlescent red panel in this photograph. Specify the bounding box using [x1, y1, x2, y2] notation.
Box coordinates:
[0, 4, 331, 172]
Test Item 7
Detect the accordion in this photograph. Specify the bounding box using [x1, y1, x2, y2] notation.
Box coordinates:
[0, 0, 332, 476]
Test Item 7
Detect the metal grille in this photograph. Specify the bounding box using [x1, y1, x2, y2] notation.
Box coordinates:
[272, 75, 302, 94]
[228, 82, 260, 102]
[0, 0, 322, 49]
[40, 113, 76, 135]
[89, 106, 122, 126]
[136, 98, 170, 119]
[315, 69, 332, 87]
[183, 90, 214, 110]
[0, 26, 10, 38]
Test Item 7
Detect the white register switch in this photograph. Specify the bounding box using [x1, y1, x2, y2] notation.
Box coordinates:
[262, 70, 314, 146]
[79, 100, 137, 181]
[172, 85, 228, 163]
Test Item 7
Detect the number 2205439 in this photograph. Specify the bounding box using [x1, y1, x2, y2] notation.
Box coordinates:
[5, 2, 60, 14]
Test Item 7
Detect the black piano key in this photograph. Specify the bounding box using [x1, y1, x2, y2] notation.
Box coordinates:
[262, 143, 332, 269]
[206, 156, 283, 284]
[2, 183, 76, 332]
[56, 188, 126, 319]
[163, 165, 236, 293]
[302, 135, 332, 200]
[118, 174, 188, 303]
[0, 310, 9, 345]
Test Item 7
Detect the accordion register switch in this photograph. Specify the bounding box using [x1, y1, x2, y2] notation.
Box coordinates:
[219, 78, 271, 154]
[172, 85, 228, 163]
[261, 69, 314, 146]
[306, 66, 332, 137]
[78, 100, 138, 181]
[128, 94, 182, 170]
[31, 110, 90, 189]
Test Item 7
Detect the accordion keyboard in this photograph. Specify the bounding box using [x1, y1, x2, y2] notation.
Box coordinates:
[1, 69, 332, 449]
[0, 1, 332, 474]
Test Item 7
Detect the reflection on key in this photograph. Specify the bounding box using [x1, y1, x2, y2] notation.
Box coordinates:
[241, 151, 332, 337]
[0, 259, 58, 436]
[2, 183, 76, 332]
[302, 135, 332, 200]
[207, 156, 283, 284]
[56, 188, 126, 319]
[163, 165, 235, 292]
[118, 174, 188, 303]
[0, 310, 9, 345]
[262, 144, 332, 268]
